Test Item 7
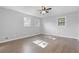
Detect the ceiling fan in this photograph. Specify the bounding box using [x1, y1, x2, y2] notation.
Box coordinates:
[40, 6, 52, 14]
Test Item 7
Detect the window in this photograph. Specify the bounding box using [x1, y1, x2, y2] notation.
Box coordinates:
[58, 16, 65, 26]
[24, 17, 31, 27]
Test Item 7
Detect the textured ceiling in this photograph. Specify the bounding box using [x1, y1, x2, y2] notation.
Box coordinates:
[2, 6, 79, 18]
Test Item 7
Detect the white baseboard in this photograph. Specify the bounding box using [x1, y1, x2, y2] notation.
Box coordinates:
[0, 33, 40, 43]
[0, 33, 78, 43]
[42, 33, 79, 40]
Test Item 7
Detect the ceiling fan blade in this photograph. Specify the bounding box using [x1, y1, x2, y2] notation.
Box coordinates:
[46, 10, 49, 13]
[47, 8, 52, 10]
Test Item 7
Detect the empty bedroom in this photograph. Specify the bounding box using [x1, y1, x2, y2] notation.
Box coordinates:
[0, 6, 79, 53]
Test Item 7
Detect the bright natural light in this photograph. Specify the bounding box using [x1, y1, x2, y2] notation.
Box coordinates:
[24, 17, 31, 27]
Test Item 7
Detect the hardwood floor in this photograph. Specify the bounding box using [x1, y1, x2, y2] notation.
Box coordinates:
[0, 34, 79, 53]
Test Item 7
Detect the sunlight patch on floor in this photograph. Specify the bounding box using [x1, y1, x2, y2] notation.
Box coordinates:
[33, 40, 48, 48]
[52, 38, 56, 40]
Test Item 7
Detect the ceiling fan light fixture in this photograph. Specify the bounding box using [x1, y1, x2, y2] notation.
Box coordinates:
[40, 6, 52, 15]
[41, 11, 46, 14]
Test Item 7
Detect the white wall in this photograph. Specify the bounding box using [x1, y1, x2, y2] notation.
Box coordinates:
[0, 7, 41, 42]
[76, 11, 79, 39]
[42, 12, 78, 39]
[0, 7, 79, 43]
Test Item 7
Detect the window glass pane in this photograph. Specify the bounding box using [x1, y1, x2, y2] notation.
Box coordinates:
[58, 16, 65, 26]
[24, 17, 31, 27]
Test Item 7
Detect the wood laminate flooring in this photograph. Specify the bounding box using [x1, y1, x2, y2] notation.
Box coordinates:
[0, 34, 79, 53]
